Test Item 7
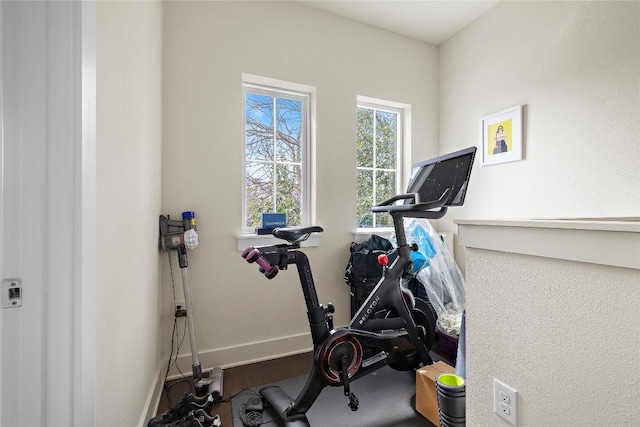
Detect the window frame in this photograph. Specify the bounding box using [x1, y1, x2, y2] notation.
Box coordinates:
[356, 98, 407, 232]
[241, 75, 314, 235]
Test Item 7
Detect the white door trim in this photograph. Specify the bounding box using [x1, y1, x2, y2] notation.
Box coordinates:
[0, 1, 96, 425]
[0, 1, 4, 422]
[1, 2, 47, 424]
[75, 1, 97, 425]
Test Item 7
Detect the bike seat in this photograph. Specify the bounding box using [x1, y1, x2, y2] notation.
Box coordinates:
[273, 226, 323, 243]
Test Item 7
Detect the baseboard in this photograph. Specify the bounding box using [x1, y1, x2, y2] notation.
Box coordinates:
[138, 360, 165, 427]
[166, 331, 314, 379]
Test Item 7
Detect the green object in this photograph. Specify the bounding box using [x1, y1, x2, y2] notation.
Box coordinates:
[438, 373, 465, 387]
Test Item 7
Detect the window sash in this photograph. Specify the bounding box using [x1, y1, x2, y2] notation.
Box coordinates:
[242, 83, 311, 233]
[356, 103, 403, 230]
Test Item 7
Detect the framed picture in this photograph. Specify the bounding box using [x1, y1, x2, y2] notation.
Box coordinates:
[481, 105, 523, 166]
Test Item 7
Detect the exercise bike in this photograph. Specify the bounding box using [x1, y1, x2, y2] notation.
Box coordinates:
[241, 190, 461, 426]
[242, 147, 476, 426]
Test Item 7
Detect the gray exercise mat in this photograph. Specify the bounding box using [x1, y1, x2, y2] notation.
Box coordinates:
[231, 365, 435, 427]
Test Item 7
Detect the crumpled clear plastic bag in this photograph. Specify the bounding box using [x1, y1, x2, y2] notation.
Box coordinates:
[183, 228, 199, 250]
[392, 218, 466, 337]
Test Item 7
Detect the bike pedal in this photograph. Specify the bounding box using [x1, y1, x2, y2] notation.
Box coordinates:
[347, 392, 359, 411]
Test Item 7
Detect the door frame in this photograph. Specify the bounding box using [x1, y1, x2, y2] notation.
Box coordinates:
[0, 1, 96, 425]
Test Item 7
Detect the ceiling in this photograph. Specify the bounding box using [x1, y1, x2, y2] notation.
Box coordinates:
[296, 0, 500, 45]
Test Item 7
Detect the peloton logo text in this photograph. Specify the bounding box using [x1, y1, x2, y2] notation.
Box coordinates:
[358, 296, 381, 326]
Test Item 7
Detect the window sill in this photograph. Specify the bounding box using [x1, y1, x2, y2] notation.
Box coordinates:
[236, 233, 321, 252]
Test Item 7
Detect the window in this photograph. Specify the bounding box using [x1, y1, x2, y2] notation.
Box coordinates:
[356, 100, 405, 229]
[243, 77, 312, 232]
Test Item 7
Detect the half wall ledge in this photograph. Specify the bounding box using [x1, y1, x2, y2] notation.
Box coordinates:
[455, 218, 640, 270]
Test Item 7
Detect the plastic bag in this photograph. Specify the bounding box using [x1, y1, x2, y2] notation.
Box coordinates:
[392, 218, 466, 337]
[183, 228, 199, 250]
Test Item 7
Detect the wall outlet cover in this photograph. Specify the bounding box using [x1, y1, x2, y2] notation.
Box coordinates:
[494, 378, 518, 426]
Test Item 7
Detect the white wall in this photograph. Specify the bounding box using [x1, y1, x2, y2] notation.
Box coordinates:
[438, 1, 640, 425]
[469, 250, 640, 426]
[161, 1, 438, 370]
[96, 2, 163, 426]
[460, 222, 640, 426]
[436, 0, 640, 249]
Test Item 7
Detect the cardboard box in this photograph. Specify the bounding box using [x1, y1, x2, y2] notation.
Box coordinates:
[416, 360, 455, 427]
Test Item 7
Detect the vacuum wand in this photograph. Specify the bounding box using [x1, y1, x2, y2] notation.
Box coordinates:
[159, 211, 223, 399]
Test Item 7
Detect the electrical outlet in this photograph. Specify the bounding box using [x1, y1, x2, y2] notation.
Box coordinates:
[175, 300, 186, 318]
[494, 379, 518, 426]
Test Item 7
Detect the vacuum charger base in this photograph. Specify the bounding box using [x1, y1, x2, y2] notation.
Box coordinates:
[195, 367, 224, 400]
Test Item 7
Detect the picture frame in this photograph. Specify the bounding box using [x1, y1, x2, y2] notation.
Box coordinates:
[481, 105, 523, 166]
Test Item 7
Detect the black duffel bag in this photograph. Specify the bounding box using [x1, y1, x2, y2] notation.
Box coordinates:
[344, 234, 397, 287]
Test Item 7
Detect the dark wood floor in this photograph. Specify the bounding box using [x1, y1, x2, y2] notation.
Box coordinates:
[156, 352, 314, 426]
[153, 335, 454, 426]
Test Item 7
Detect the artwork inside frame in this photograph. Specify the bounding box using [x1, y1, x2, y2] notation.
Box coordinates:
[481, 105, 523, 166]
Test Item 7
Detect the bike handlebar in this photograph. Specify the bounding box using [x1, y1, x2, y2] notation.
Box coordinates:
[241, 188, 453, 280]
[370, 188, 451, 220]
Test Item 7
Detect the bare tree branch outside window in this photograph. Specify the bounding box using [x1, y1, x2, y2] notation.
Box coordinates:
[245, 90, 304, 228]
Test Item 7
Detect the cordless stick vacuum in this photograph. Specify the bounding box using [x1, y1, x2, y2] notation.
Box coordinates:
[159, 211, 223, 399]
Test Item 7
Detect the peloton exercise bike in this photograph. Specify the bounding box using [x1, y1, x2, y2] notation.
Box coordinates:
[241, 147, 476, 426]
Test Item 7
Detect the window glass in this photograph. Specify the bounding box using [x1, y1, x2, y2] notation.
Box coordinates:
[244, 83, 309, 231]
[356, 103, 402, 229]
